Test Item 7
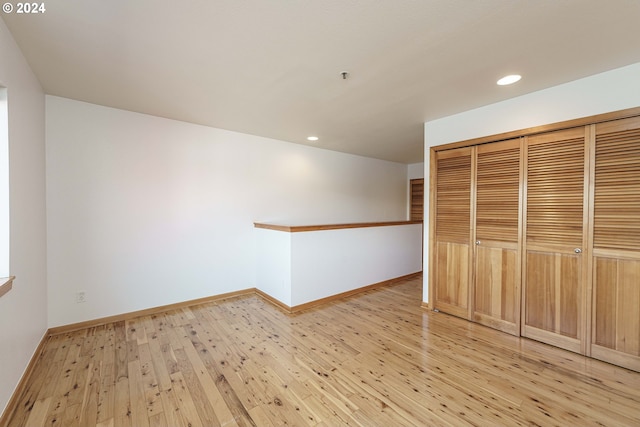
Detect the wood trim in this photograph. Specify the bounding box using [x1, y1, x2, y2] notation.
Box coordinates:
[290, 272, 422, 313]
[0, 330, 49, 427]
[591, 344, 640, 373]
[0, 276, 15, 298]
[516, 137, 525, 336]
[473, 312, 519, 336]
[256, 272, 422, 314]
[584, 124, 596, 357]
[47, 288, 256, 335]
[468, 146, 477, 320]
[253, 223, 292, 232]
[432, 106, 640, 152]
[431, 300, 469, 319]
[254, 220, 422, 233]
[2, 272, 422, 422]
[471, 240, 519, 250]
[428, 149, 437, 310]
[48, 273, 424, 334]
[525, 243, 583, 255]
[593, 247, 640, 260]
[522, 325, 582, 354]
[520, 136, 530, 341]
[254, 288, 293, 313]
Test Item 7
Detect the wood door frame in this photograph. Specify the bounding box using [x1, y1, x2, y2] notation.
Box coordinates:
[427, 106, 640, 370]
[430, 107, 640, 153]
[428, 149, 436, 310]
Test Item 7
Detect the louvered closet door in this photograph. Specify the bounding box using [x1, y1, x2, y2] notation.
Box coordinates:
[523, 127, 588, 354]
[591, 116, 640, 371]
[473, 139, 522, 335]
[434, 147, 473, 319]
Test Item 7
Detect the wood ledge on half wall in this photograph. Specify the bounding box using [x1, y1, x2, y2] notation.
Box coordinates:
[254, 220, 422, 233]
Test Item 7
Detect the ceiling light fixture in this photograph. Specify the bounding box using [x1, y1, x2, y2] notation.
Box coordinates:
[497, 74, 522, 85]
[307, 136, 319, 141]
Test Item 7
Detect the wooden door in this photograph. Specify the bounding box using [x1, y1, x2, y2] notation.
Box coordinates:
[590, 116, 640, 371]
[473, 139, 522, 335]
[522, 127, 588, 354]
[433, 147, 473, 319]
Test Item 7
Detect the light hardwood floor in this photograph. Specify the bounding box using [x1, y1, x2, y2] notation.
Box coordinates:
[5, 275, 640, 426]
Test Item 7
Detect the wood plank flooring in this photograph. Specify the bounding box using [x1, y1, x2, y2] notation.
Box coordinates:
[5, 275, 640, 426]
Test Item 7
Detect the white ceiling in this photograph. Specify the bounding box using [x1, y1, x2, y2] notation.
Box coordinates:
[3, 1, 640, 163]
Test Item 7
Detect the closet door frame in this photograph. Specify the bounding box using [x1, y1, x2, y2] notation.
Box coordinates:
[428, 106, 640, 371]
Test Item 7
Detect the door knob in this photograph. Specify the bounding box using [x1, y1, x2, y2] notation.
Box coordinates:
[574, 248, 582, 254]
[475, 240, 481, 245]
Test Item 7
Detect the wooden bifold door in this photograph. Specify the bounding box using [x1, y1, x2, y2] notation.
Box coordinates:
[433, 140, 522, 335]
[522, 127, 588, 354]
[433, 147, 472, 320]
[473, 139, 522, 335]
[430, 109, 640, 372]
[590, 116, 640, 371]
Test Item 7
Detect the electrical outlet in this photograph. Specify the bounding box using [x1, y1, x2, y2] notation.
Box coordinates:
[76, 290, 86, 303]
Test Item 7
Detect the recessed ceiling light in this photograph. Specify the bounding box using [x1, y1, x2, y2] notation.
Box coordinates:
[307, 136, 319, 141]
[497, 74, 522, 86]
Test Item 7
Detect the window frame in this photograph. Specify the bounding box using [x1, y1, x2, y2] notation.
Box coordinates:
[0, 86, 11, 295]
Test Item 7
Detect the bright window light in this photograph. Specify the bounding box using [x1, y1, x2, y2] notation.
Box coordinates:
[0, 87, 9, 278]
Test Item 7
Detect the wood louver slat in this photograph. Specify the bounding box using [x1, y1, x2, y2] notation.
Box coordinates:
[410, 179, 424, 221]
[436, 149, 471, 243]
[594, 123, 640, 251]
[476, 144, 520, 242]
[526, 131, 585, 247]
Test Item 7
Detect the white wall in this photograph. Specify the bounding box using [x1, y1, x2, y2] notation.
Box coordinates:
[290, 224, 423, 306]
[408, 162, 424, 180]
[255, 228, 292, 305]
[46, 96, 409, 327]
[0, 20, 47, 416]
[255, 223, 422, 307]
[422, 62, 640, 303]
